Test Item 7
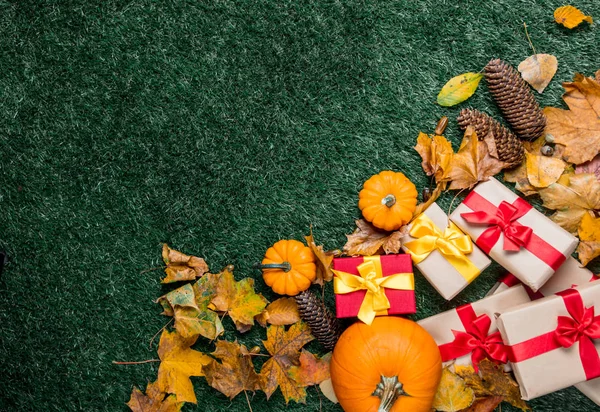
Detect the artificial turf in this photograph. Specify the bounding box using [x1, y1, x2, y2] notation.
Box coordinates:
[1, 0, 599, 411]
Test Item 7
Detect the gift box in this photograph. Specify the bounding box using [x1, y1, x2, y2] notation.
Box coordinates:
[418, 286, 530, 369]
[450, 177, 578, 292]
[497, 280, 600, 400]
[402, 202, 491, 300]
[332, 254, 415, 325]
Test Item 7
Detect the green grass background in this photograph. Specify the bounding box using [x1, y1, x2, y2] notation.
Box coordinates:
[1, 0, 599, 410]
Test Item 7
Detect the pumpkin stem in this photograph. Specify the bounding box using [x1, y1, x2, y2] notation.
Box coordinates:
[382, 194, 396, 208]
[373, 375, 405, 412]
[254, 262, 292, 272]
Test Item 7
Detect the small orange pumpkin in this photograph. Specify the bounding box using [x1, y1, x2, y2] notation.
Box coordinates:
[260, 239, 316, 296]
[330, 316, 442, 412]
[358, 171, 418, 231]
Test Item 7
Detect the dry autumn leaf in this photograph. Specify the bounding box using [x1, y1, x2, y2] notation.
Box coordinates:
[544, 74, 600, 164]
[203, 340, 261, 400]
[518, 54, 558, 93]
[538, 173, 600, 233]
[576, 154, 600, 181]
[288, 350, 330, 387]
[259, 322, 314, 403]
[554, 5, 593, 29]
[304, 228, 334, 285]
[414, 132, 454, 183]
[459, 396, 503, 412]
[437, 73, 483, 107]
[432, 368, 475, 412]
[525, 151, 566, 188]
[343, 219, 406, 256]
[319, 378, 339, 404]
[447, 127, 507, 190]
[210, 265, 268, 333]
[161, 244, 209, 284]
[577, 212, 600, 265]
[255, 297, 301, 327]
[156, 330, 212, 404]
[127, 381, 183, 412]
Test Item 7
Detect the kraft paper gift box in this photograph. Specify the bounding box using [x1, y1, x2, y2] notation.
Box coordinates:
[332, 254, 415, 325]
[496, 280, 600, 401]
[417, 285, 530, 369]
[450, 177, 578, 292]
[402, 202, 491, 300]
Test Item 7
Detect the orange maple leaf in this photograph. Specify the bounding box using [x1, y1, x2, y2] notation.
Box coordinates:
[544, 74, 600, 165]
[259, 322, 314, 403]
[203, 340, 261, 400]
[161, 244, 209, 284]
[287, 350, 330, 387]
[577, 213, 600, 266]
[156, 330, 212, 404]
[127, 381, 183, 412]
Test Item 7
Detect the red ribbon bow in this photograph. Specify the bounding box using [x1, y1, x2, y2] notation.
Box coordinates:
[439, 306, 509, 371]
[461, 200, 533, 252]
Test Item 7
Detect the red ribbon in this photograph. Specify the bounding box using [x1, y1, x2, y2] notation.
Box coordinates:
[438, 305, 509, 371]
[508, 289, 600, 380]
[461, 192, 565, 271]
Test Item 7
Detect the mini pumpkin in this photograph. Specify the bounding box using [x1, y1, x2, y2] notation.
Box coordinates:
[330, 316, 442, 412]
[358, 171, 418, 231]
[260, 239, 316, 296]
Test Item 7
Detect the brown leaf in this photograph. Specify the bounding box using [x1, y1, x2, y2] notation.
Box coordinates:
[518, 54, 558, 93]
[161, 244, 209, 284]
[577, 212, 600, 266]
[447, 127, 507, 190]
[538, 173, 600, 233]
[544, 74, 600, 164]
[259, 322, 314, 403]
[414, 132, 454, 183]
[343, 219, 406, 256]
[127, 381, 184, 412]
[433, 367, 475, 412]
[459, 396, 503, 412]
[575, 154, 600, 181]
[255, 297, 301, 327]
[203, 340, 261, 400]
[304, 228, 334, 285]
[287, 350, 330, 387]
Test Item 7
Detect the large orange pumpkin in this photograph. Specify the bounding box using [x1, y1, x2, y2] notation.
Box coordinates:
[358, 171, 418, 231]
[330, 316, 442, 412]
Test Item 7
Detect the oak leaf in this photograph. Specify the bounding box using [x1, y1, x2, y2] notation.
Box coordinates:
[447, 127, 507, 190]
[459, 396, 503, 412]
[156, 330, 212, 404]
[432, 367, 475, 412]
[518, 54, 558, 93]
[437, 73, 483, 107]
[287, 350, 330, 387]
[161, 244, 209, 284]
[414, 132, 454, 183]
[577, 212, 600, 266]
[255, 297, 301, 327]
[127, 381, 183, 412]
[259, 322, 314, 403]
[210, 265, 268, 333]
[343, 219, 406, 256]
[554, 5, 593, 29]
[538, 173, 600, 233]
[304, 228, 334, 285]
[544, 74, 600, 164]
[203, 340, 261, 400]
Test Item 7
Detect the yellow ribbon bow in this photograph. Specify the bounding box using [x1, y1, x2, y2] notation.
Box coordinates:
[403, 214, 480, 283]
[333, 256, 414, 325]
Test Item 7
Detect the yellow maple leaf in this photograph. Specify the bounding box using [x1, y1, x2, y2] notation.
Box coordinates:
[161, 244, 209, 284]
[432, 368, 475, 412]
[156, 330, 212, 404]
[127, 381, 183, 412]
[544, 74, 600, 164]
[518, 54, 558, 93]
[577, 212, 600, 265]
[538, 173, 600, 233]
[255, 297, 301, 327]
[437, 73, 483, 107]
[554, 5, 593, 29]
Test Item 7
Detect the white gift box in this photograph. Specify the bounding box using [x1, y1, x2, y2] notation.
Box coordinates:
[402, 202, 491, 300]
[450, 177, 578, 292]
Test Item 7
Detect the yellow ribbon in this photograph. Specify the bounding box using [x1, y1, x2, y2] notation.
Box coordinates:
[403, 214, 480, 284]
[333, 256, 414, 325]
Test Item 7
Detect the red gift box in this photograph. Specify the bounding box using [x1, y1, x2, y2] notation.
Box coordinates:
[332, 254, 415, 322]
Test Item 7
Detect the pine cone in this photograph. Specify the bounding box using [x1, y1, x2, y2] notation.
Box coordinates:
[295, 289, 342, 351]
[457, 108, 524, 166]
[485, 58, 546, 141]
